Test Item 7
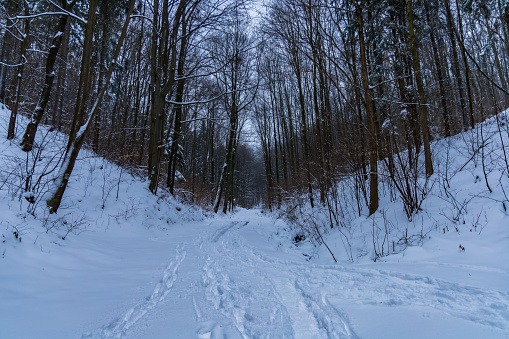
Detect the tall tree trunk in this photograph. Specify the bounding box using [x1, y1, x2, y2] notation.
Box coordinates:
[291, 45, 314, 208]
[444, 0, 469, 131]
[20, 4, 75, 152]
[214, 40, 241, 213]
[67, 0, 98, 152]
[167, 9, 188, 194]
[406, 0, 433, 176]
[306, 4, 326, 204]
[148, 0, 165, 193]
[356, 3, 379, 215]
[129, 2, 146, 162]
[148, 0, 186, 193]
[7, 2, 30, 140]
[0, 2, 18, 105]
[47, 0, 135, 213]
[220, 103, 239, 214]
[213, 114, 237, 213]
[424, 0, 451, 137]
[51, 20, 70, 132]
[347, 17, 368, 190]
[272, 104, 281, 207]
[93, 0, 112, 153]
[455, 0, 475, 129]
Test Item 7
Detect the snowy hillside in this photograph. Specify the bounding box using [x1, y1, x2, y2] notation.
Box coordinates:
[0, 106, 508, 338]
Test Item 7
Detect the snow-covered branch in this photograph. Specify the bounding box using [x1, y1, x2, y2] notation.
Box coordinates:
[12, 11, 86, 24]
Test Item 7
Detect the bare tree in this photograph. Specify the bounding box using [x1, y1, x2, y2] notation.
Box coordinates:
[7, 0, 30, 140]
[212, 6, 257, 213]
[20, 0, 78, 152]
[47, 0, 136, 213]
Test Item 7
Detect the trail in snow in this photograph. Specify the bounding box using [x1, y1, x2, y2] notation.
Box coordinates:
[199, 218, 355, 338]
[82, 245, 186, 339]
[3, 106, 509, 339]
[293, 265, 509, 331]
[194, 211, 509, 338]
[199, 220, 295, 338]
[294, 282, 358, 339]
[80, 211, 509, 339]
[243, 236, 509, 333]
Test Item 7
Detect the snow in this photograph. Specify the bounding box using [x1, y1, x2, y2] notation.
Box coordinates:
[1, 106, 509, 338]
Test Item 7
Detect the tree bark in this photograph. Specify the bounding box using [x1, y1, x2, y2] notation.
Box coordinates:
[356, 3, 379, 215]
[51, 19, 70, 132]
[455, 0, 475, 129]
[20, 2, 76, 152]
[0, 1, 19, 104]
[148, 0, 186, 194]
[424, 1, 451, 137]
[291, 45, 314, 208]
[406, 0, 433, 176]
[167, 8, 188, 194]
[444, 0, 469, 131]
[7, 1, 30, 140]
[47, 0, 135, 213]
[67, 0, 98, 152]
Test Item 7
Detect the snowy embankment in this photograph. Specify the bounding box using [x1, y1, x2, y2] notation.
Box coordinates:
[0, 105, 508, 338]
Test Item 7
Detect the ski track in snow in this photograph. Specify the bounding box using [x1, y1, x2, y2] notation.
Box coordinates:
[3, 108, 509, 338]
[201, 257, 294, 338]
[254, 237, 509, 333]
[200, 220, 295, 338]
[82, 245, 186, 339]
[294, 281, 358, 339]
[200, 218, 357, 338]
[199, 215, 509, 337]
[83, 215, 509, 338]
[294, 265, 509, 331]
[209, 221, 249, 243]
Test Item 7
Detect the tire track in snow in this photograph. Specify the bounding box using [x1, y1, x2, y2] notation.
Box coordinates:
[82, 245, 186, 339]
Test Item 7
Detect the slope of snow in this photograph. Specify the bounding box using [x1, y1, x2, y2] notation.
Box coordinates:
[0, 105, 508, 338]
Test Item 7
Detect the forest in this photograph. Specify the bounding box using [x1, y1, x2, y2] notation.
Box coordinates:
[3, 1, 509, 337]
[1, 0, 508, 218]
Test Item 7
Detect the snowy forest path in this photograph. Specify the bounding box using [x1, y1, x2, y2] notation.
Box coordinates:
[83, 209, 509, 338]
[82, 245, 187, 338]
[203, 210, 509, 338]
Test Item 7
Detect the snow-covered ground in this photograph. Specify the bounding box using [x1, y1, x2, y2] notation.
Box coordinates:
[1, 105, 508, 338]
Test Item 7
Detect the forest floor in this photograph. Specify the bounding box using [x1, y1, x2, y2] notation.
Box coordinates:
[1, 106, 509, 338]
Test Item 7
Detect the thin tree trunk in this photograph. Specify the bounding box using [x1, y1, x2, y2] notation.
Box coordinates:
[291, 46, 314, 207]
[455, 0, 475, 129]
[0, 2, 18, 104]
[93, 1, 111, 153]
[216, 93, 239, 213]
[167, 9, 188, 194]
[51, 20, 70, 132]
